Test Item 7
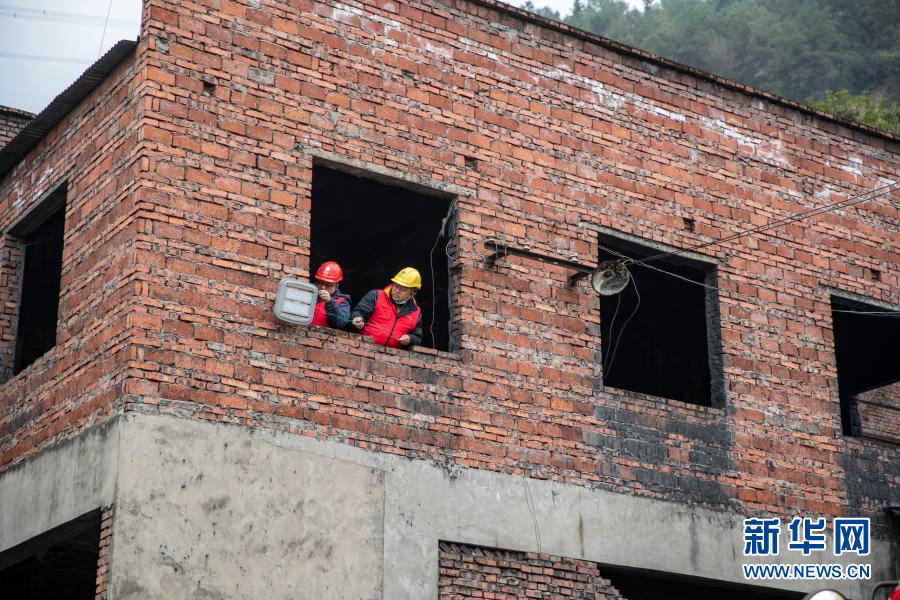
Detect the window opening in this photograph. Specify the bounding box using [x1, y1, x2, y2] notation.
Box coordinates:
[0, 509, 101, 599]
[12, 184, 66, 375]
[310, 164, 454, 351]
[831, 295, 900, 439]
[599, 233, 722, 406]
[602, 565, 803, 599]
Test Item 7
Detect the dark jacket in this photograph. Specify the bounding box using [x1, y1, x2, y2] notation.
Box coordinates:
[312, 291, 352, 329]
[351, 287, 423, 347]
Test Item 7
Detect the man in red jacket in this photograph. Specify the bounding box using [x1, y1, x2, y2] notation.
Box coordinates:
[350, 267, 423, 348]
[310, 261, 352, 329]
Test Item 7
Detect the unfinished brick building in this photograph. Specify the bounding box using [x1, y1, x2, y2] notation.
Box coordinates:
[0, 106, 33, 149]
[0, 0, 898, 598]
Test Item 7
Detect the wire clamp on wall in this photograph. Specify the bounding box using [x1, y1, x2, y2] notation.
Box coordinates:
[482, 238, 595, 286]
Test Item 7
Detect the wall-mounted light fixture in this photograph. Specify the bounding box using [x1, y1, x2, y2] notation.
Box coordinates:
[483, 238, 630, 295]
[273, 280, 318, 325]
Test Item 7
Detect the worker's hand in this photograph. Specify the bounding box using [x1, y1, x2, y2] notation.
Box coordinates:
[351, 316, 365, 329]
[317, 289, 331, 302]
[398, 334, 411, 346]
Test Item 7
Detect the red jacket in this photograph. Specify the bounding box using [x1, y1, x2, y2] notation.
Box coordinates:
[352, 287, 422, 348]
[311, 293, 351, 328]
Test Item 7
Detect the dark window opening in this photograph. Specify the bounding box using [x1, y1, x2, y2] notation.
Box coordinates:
[602, 566, 803, 599]
[831, 295, 900, 437]
[0, 509, 101, 600]
[599, 234, 722, 406]
[13, 184, 66, 375]
[310, 164, 454, 351]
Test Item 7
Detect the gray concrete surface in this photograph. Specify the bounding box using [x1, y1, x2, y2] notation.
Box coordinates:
[1, 413, 894, 599]
[0, 418, 119, 555]
[111, 415, 385, 599]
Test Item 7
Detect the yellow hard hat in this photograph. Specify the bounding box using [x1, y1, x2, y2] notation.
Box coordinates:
[391, 267, 422, 290]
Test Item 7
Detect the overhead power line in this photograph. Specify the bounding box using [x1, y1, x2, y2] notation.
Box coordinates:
[832, 310, 900, 318]
[99, 0, 114, 57]
[601, 244, 720, 291]
[600, 242, 900, 319]
[0, 4, 137, 28]
[0, 52, 92, 64]
[634, 181, 900, 267]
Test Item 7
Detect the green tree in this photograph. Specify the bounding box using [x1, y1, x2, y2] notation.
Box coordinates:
[808, 90, 900, 135]
[516, 0, 900, 106]
[521, 0, 561, 19]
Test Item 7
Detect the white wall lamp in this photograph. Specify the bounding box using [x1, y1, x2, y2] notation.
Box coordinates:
[483, 238, 630, 295]
[273, 279, 318, 325]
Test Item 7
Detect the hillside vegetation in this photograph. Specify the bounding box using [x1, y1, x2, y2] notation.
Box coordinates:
[522, 0, 900, 134]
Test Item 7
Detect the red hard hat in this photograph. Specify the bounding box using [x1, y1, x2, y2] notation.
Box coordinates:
[315, 261, 343, 283]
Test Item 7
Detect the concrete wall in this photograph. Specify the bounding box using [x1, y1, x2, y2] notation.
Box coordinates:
[111, 413, 385, 599]
[0, 418, 118, 554]
[3, 414, 893, 598]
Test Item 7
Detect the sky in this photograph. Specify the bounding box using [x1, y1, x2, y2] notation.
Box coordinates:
[0, 0, 142, 113]
[0, 0, 643, 115]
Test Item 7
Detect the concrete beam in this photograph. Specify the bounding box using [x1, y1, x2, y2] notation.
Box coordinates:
[1, 413, 893, 599]
[0, 418, 118, 554]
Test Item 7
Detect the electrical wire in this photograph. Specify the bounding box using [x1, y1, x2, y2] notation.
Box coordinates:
[599, 244, 720, 291]
[427, 237, 444, 347]
[601, 242, 900, 319]
[832, 310, 900, 318]
[0, 52, 91, 64]
[277, 195, 457, 353]
[522, 476, 542, 553]
[633, 181, 900, 268]
[602, 290, 621, 372]
[0, 4, 136, 27]
[603, 274, 641, 380]
[15, 236, 61, 250]
[98, 0, 114, 58]
[323, 198, 459, 350]
[429, 198, 457, 348]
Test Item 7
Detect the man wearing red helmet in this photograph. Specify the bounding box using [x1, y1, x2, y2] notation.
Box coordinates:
[310, 261, 352, 329]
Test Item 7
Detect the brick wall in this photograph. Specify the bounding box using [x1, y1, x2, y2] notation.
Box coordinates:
[0, 237, 22, 381]
[95, 505, 114, 600]
[855, 382, 900, 445]
[0, 106, 33, 149]
[0, 52, 144, 465]
[1, 0, 897, 538]
[439, 542, 624, 599]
